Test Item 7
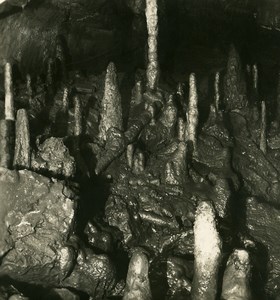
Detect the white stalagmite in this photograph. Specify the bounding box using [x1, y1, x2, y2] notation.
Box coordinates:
[62, 86, 69, 113]
[133, 151, 145, 174]
[214, 72, 220, 111]
[4, 62, 15, 121]
[186, 73, 199, 153]
[145, 0, 159, 91]
[177, 118, 185, 142]
[260, 101, 267, 154]
[191, 201, 222, 300]
[73, 95, 82, 136]
[252, 64, 258, 90]
[123, 250, 152, 300]
[99, 62, 123, 142]
[221, 249, 252, 300]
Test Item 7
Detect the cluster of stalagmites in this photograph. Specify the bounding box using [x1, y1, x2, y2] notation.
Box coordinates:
[2, 3, 280, 300]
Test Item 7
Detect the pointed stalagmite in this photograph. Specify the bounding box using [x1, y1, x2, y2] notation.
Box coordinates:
[132, 80, 143, 105]
[13, 109, 31, 169]
[99, 62, 123, 142]
[191, 201, 222, 300]
[260, 100, 267, 154]
[74, 95, 82, 136]
[133, 151, 145, 174]
[214, 72, 220, 111]
[186, 73, 198, 153]
[123, 250, 152, 300]
[224, 45, 247, 111]
[4, 62, 15, 121]
[145, 0, 159, 91]
[221, 249, 252, 300]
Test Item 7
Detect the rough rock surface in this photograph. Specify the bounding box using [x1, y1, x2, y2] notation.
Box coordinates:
[31, 137, 76, 178]
[246, 197, 280, 297]
[0, 168, 116, 298]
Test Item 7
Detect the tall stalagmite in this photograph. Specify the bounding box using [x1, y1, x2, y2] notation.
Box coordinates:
[98, 62, 123, 142]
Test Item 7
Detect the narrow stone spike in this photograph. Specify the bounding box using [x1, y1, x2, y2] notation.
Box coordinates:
[221, 249, 252, 300]
[252, 64, 258, 90]
[146, 104, 156, 125]
[99, 62, 123, 142]
[62, 86, 69, 113]
[260, 100, 267, 154]
[145, 0, 159, 91]
[178, 118, 185, 142]
[177, 82, 184, 97]
[123, 250, 152, 300]
[127, 144, 134, 168]
[186, 73, 199, 153]
[191, 201, 222, 300]
[4, 62, 15, 121]
[13, 109, 30, 169]
[73, 95, 82, 136]
[214, 72, 220, 111]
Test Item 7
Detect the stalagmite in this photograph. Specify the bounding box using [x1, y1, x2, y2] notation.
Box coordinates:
[146, 103, 156, 125]
[73, 95, 82, 136]
[62, 86, 69, 113]
[145, 0, 159, 91]
[214, 72, 220, 111]
[221, 249, 252, 300]
[177, 118, 185, 142]
[191, 201, 222, 300]
[123, 250, 152, 300]
[13, 109, 31, 169]
[260, 100, 267, 154]
[4, 62, 15, 121]
[252, 64, 258, 90]
[186, 73, 198, 153]
[99, 62, 123, 142]
[1, 62, 15, 168]
[127, 144, 134, 168]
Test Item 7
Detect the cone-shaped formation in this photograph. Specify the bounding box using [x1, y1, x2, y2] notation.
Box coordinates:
[186, 73, 199, 153]
[260, 101, 267, 154]
[123, 250, 152, 300]
[214, 72, 220, 111]
[145, 0, 159, 91]
[127, 144, 134, 168]
[4, 62, 15, 121]
[224, 45, 247, 111]
[191, 201, 222, 300]
[221, 249, 252, 300]
[13, 109, 31, 169]
[99, 62, 123, 142]
[73, 95, 82, 136]
[160, 95, 177, 130]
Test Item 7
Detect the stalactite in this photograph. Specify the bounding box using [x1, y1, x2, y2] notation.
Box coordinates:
[260, 100, 267, 154]
[214, 72, 220, 111]
[145, 0, 159, 91]
[186, 73, 198, 153]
